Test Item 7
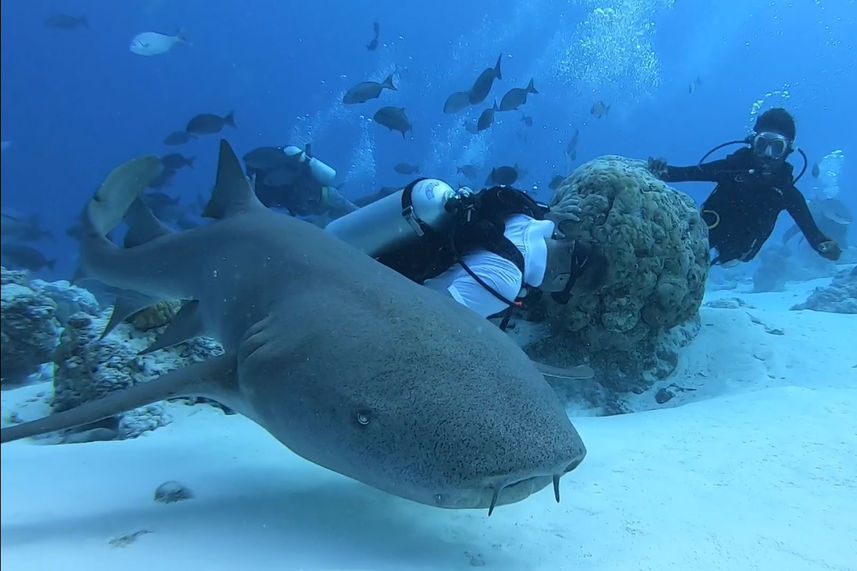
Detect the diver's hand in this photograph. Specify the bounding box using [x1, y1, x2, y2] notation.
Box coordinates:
[817, 240, 842, 261]
[551, 193, 582, 222]
[647, 156, 668, 179]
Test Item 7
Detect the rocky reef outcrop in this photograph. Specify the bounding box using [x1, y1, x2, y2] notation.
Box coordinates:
[791, 266, 857, 314]
[1, 267, 223, 441]
[523, 156, 710, 396]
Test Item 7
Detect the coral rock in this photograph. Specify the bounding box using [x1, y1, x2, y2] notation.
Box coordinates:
[1, 268, 60, 385]
[525, 156, 709, 392]
[791, 267, 857, 314]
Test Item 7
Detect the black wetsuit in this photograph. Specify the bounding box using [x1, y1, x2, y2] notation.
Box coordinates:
[663, 147, 829, 264]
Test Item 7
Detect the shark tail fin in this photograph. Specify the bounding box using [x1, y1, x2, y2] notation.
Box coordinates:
[203, 140, 263, 219]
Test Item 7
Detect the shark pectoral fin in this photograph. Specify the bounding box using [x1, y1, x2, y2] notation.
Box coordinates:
[0, 354, 238, 444]
[139, 300, 204, 355]
[203, 140, 264, 219]
[532, 360, 595, 380]
[101, 292, 161, 339]
[124, 197, 176, 247]
[87, 155, 161, 236]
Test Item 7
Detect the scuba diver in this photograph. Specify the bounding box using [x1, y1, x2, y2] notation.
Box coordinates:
[648, 107, 841, 266]
[325, 178, 607, 320]
[243, 144, 357, 221]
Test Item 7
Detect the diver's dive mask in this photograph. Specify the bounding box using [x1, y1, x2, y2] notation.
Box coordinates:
[751, 131, 791, 161]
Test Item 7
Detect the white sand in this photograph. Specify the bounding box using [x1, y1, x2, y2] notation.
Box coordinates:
[2, 276, 856, 571]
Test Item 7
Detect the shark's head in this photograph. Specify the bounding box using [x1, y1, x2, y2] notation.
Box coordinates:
[342, 356, 588, 513]
[238, 295, 586, 514]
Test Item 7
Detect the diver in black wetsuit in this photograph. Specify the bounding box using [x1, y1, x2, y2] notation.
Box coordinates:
[243, 145, 357, 222]
[648, 107, 841, 266]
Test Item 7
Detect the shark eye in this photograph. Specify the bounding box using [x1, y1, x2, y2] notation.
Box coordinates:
[356, 410, 372, 426]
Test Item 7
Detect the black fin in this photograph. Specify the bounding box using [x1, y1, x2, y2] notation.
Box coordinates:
[139, 301, 204, 355]
[203, 140, 263, 219]
[124, 197, 175, 248]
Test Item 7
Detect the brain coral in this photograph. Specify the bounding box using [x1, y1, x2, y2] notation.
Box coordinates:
[525, 155, 709, 386]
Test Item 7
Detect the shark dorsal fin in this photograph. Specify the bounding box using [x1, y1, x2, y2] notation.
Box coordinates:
[203, 139, 263, 219]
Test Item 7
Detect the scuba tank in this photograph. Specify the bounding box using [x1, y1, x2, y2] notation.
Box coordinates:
[325, 178, 467, 257]
[283, 145, 337, 186]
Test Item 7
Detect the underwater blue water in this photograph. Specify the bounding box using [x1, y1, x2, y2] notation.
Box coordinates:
[1, 0, 855, 278]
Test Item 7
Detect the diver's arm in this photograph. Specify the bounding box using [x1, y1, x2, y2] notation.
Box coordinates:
[784, 186, 833, 251]
[660, 158, 731, 183]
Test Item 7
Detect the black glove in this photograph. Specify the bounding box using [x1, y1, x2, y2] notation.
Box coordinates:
[647, 156, 668, 179]
[817, 240, 842, 261]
